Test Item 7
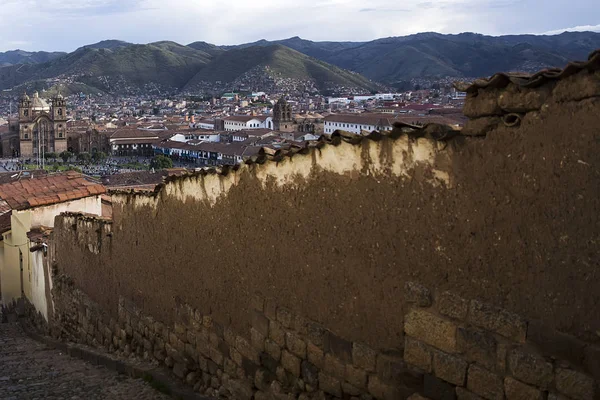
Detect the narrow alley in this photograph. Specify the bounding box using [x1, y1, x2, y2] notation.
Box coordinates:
[0, 322, 172, 400]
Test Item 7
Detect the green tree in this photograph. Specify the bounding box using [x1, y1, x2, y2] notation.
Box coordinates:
[59, 151, 73, 163]
[150, 155, 173, 170]
[77, 152, 92, 164]
[92, 151, 107, 164]
[44, 152, 57, 161]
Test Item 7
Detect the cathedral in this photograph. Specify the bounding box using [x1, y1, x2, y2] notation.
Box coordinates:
[2, 92, 68, 158]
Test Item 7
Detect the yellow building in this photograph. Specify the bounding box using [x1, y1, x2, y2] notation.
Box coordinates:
[0, 171, 106, 317]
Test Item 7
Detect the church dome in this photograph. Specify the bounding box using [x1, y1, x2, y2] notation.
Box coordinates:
[31, 92, 50, 112]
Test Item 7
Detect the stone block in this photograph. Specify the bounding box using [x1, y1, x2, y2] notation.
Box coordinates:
[468, 300, 526, 343]
[242, 356, 259, 379]
[408, 395, 432, 400]
[251, 328, 266, 352]
[352, 342, 377, 372]
[507, 348, 553, 388]
[319, 372, 342, 398]
[555, 368, 595, 400]
[377, 351, 423, 389]
[264, 299, 277, 321]
[342, 382, 361, 396]
[251, 293, 265, 312]
[404, 337, 433, 373]
[368, 375, 400, 400]
[405, 310, 458, 353]
[255, 368, 276, 391]
[236, 335, 259, 364]
[252, 310, 270, 337]
[209, 346, 223, 366]
[281, 350, 301, 377]
[277, 307, 293, 328]
[324, 353, 346, 380]
[327, 332, 353, 363]
[202, 315, 213, 329]
[223, 326, 236, 346]
[504, 377, 544, 400]
[173, 362, 188, 379]
[307, 322, 329, 349]
[466, 364, 504, 400]
[230, 347, 243, 366]
[286, 332, 307, 359]
[438, 292, 468, 320]
[301, 360, 319, 387]
[433, 350, 467, 386]
[269, 320, 286, 347]
[308, 342, 324, 369]
[346, 365, 367, 389]
[224, 358, 237, 376]
[455, 387, 484, 400]
[293, 314, 308, 336]
[527, 320, 586, 368]
[260, 351, 279, 374]
[424, 374, 457, 400]
[225, 379, 254, 400]
[457, 328, 497, 370]
[265, 338, 281, 361]
[405, 282, 432, 307]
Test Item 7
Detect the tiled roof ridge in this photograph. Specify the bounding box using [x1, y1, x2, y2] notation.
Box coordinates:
[108, 122, 460, 197]
[454, 48, 600, 93]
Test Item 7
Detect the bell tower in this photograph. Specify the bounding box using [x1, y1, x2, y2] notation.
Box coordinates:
[273, 97, 294, 132]
[51, 93, 68, 153]
[18, 92, 32, 121]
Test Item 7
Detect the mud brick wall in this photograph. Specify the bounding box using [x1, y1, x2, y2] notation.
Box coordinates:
[44, 56, 600, 399]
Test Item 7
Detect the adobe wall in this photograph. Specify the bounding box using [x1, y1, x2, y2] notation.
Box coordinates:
[45, 61, 600, 400]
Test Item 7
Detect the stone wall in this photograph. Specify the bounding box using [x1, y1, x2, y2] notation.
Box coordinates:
[403, 282, 598, 400]
[39, 55, 600, 399]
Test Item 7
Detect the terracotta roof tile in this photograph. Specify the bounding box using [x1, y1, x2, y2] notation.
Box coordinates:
[0, 172, 107, 211]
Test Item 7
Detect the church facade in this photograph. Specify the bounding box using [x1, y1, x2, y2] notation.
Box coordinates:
[3, 92, 68, 158]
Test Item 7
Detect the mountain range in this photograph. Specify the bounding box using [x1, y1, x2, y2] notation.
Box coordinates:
[0, 31, 598, 96]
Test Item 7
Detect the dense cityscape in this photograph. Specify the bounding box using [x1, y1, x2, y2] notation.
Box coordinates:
[0, 1, 598, 398]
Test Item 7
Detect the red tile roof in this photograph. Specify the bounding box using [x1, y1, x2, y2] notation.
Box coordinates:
[0, 172, 106, 211]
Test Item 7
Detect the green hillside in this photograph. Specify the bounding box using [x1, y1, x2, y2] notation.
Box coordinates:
[0, 41, 213, 93]
[184, 44, 379, 91]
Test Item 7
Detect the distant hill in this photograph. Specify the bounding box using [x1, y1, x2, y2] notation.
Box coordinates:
[0, 31, 598, 95]
[222, 32, 600, 84]
[79, 40, 134, 51]
[187, 41, 226, 57]
[0, 50, 66, 67]
[0, 41, 213, 94]
[183, 44, 380, 93]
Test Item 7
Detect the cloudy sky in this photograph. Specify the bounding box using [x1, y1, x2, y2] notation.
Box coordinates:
[0, 0, 598, 52]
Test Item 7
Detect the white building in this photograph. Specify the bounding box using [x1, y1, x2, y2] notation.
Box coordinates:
[223, 116, 273, 131]
[323, 114, 396, 134]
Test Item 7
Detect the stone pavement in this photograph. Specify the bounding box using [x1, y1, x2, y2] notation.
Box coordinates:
[0, 322, 172, 400]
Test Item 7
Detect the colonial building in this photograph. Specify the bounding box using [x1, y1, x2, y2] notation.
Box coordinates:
[6, 92, 69, 158]
[0, 172, 106, 309]
[323, 113, 396, 134]
[66, 123, 111, 154]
